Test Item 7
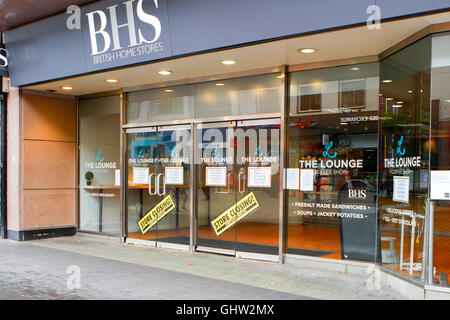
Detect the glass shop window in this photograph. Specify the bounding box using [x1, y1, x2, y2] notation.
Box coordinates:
[79, 95, 121, 234]
[127, 84, 195, 123]
[340, 79, 366, 109]
[287, 62, 380, 262]
[298, 84, 322, 112]
[379, 36, 431, 283]
[429, 32, 450, 287]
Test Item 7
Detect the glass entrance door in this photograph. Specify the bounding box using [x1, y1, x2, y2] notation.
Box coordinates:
[126, 125, 191, 247]
[195, 119, 281, 259]
[196, 122, 238, 254]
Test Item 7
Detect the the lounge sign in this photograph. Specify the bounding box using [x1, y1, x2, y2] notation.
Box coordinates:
[0, 44, 8, 77]
[85, 0, 164, 65]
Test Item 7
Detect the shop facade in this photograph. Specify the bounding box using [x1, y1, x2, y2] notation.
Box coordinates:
[2, 0, 450, 298]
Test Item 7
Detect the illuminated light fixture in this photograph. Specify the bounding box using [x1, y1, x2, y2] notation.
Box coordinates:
[392, 104, 403, 108]
[340, 122, 349, 125]
[350, 67, 361, 71]
[158, 70, 172, 75]
[164, 89, 174, 93]
[386, 98, 393, 101]
[277, 74, 285, 79]
[382, 79, 393, 83]
[408, 90, 413, 94]
[61, 86, 73, 90]
[298, 48, 316, 54]
[396, 101, 404, 104]
[215, 83, 225, 86]
[106, 79, 118, 83]
[221, 60, 236, 65]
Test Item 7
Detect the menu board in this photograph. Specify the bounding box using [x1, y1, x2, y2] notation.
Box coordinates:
[393, 176, 410, 203]
[248, 167, 271, 188]
[205, 167, 227, 187]
[286, 168, 300, 190]
[165, 167, 184, 185]
[300, 169, 314, 191]
[133, 167, 149, 185]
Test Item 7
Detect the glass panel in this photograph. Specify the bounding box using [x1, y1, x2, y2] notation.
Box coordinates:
[127, 84, 195, 123]
[235, 121, 280, 255]
[79, 95, 121, 234]
[379, 37, 431, 282]
[195, 121, 280, 256]
[430, 32, 450, 287]
[196, 123, 237, 252]
[195, 73, 282, 118]
[287, 63, 380, 261]
[126, 127, 191, 245]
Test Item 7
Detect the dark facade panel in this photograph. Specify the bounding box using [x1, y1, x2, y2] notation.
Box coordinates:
[4, 0, 450, 87]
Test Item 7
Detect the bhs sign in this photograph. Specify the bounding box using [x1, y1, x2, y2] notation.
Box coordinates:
[80, 0, 165, 65]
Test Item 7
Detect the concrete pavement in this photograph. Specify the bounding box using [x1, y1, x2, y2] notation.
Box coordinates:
[0, 234, 408, 300]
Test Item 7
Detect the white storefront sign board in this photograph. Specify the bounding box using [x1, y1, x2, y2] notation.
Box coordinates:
[248, 167, 271, 188]
[115, 169, 120, 186]
[286, 168, 300, 190]
[300, 169, 314, 191]
[430, 170, 450, 200]
[393, 176, 410, 203]
[205, 167, 227, 187]
[165, 167, 184, 185]
[133, 167, 149, 185]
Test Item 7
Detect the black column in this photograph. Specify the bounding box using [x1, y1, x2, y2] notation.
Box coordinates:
[0, 32, 7, 239]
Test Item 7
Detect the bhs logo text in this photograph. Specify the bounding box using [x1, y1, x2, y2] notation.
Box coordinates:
[67, 0, 162, 56]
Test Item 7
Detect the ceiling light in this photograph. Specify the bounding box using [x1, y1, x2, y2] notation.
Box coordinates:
[386, 98, 393, 101]
[298, 48, 316, 54]
[408, 90, 413, 94]
[106, 79, 118, 83]
[164, 89, 174, 93]
[215, 83, 225, 86]
[221, 60, 236, 65]
[382, 80, 393, 83]
[392, 105, 403, 108]
[350, 67, 361, 71]
[277, 74, 285, 79]
[158, 70, 172, 75]
[396, 101, 404, 104]
[61, 86, 73, 90]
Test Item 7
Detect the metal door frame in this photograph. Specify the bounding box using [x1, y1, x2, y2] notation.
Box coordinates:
[124, 122, 194, 252]
[193, 117, 282, 262]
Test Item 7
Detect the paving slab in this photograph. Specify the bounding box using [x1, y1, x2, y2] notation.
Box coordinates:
[0, 235, 409, 300]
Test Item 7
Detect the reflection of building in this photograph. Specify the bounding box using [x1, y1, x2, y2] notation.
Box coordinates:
[1, 0, 450, 299]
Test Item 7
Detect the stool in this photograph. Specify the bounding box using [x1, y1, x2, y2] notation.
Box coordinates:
[381, 236, 399, 264]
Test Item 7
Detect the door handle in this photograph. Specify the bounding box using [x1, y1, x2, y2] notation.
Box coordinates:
[157, 173, 166, 196]
[148, 173, 156, 195]
[215, 172, 233, 194]
[238, 171, 246, 194]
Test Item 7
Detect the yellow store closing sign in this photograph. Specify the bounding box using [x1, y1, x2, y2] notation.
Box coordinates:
[211, 192, 260, 236]
[138, 194, 176, 234]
